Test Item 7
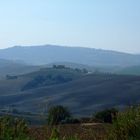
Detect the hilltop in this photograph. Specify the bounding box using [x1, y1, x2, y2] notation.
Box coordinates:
[0, 45, 140, 66]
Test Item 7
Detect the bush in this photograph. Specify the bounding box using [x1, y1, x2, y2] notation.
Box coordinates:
[0, 116, 33, 140]
[47, 105, 71, 125]
[94, 108, 118, 123]
[108, 106, 140, 140]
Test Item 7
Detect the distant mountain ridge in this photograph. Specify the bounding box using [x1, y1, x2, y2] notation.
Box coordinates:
[0, 45, 140, 66]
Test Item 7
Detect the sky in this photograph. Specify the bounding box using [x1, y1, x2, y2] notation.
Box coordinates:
[0, 0, 140, 53]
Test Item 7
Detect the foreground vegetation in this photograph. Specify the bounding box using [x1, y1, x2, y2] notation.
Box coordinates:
[108, 106, 140, 140]
[0, 116, 33, 140]
[1, 106, 140, 140]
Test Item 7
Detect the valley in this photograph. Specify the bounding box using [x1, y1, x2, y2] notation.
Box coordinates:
[0, 65, 140, 120]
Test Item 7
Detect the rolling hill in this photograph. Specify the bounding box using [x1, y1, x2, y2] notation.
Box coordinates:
[0, 45, 140, 117]
[0, 45, 140, 67]
[118, 65, 140, 76]
[0, 67, 140, 117]
[0, 59, 40, 79]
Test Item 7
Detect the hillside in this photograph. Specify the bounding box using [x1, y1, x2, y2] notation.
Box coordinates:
[47, 62, 123, 73]
[0, 45, 140, 66]
[0, 66, 85, 96]
[118, 65, 140, 76]
[0, 59, 40, 78]
[0, 67, 140, 117]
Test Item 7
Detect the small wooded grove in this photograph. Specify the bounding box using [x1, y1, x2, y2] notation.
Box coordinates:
[47, 105, 118, 125]
[1, 105, 140, 140]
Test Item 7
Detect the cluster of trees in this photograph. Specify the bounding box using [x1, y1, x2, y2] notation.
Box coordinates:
[53, 65, 88, 73]
[46, 105, 119, 125]
[21, 75, 72, 91]
[53, 65, 66, 69]
[6, 75, 18, 80]
[47, 105, 80, 125]
[74, 68, 88, 73]
[21, 65, 88, 91]
[94, 108, 118, 123]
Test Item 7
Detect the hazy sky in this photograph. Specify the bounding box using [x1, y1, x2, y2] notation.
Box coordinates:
[0, 0, 140, 53]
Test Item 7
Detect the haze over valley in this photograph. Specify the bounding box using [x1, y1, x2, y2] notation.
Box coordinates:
[0, 45, 140, 119]
[0, 1, 140, 139]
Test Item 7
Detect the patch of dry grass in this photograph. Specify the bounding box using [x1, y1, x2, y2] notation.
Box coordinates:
[29, 124, 108, 140]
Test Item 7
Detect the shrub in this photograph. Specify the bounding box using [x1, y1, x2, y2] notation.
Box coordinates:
[94, 108, 118, 123]
[47, 105, 71, 125]
[108, 106, 140, 140]
[0, 116, 33, 140]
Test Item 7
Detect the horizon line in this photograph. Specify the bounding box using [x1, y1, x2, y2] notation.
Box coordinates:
[0, 44, 139, 55]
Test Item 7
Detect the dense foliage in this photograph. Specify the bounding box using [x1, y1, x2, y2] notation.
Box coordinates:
[107, 106, 140, 140]
[47, 105, 71, 125]
[0, 116, 33, 140]
[1, 106, 140, 140]
[94, 108, 118, 123]
[22, 75, 73, 91]
[21, 66, 85, 91]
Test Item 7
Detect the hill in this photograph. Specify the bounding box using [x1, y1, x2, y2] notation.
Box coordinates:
[118, 65, 140, 76]
[0, 45, 140, 66]
[0, 67, 140, 117]
[0, 66, 85, 96]
[0, 59, 40, 78]
[47, 62, 122, 73]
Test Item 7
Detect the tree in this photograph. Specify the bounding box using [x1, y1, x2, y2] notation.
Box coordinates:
[47, 105, 71, 125]
[82, 68, 88, 73]
[94, 108, 118, 123]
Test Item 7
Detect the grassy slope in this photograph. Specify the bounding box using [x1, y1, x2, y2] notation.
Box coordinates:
[0, 67, 140, 116]
[0, 59, 40, 79]
[118, 65, 140, 76]
[0, 67, 84, 96]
